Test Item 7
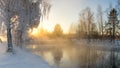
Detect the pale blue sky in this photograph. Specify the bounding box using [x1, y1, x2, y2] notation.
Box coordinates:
[40, 0, 118, 33]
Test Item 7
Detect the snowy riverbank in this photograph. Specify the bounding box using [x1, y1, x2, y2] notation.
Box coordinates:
[0, 42, 53, 68]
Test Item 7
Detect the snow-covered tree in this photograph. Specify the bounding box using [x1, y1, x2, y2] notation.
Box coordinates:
[0, 0, 51, 52]
[12, 0, 51, 48]
[0, 0, 16, 52]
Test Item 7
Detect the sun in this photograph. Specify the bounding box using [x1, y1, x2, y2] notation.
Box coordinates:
[30, 28, 39, 36]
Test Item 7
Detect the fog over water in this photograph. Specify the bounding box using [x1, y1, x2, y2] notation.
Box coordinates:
[26, 39, 120, 68]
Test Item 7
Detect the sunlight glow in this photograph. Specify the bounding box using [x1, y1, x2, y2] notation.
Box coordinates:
[30, 28, 39, 36]
[32, 45, 36, 49]
[0, 36, 7, 42]
[29, 22, 41, 37]
[29, 18, 53, 38]
[29, 22, 49, 38]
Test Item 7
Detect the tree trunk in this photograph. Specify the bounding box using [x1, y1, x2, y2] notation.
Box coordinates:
[7, 23, 13, 52]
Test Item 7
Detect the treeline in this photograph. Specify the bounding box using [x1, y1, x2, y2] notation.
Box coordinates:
[69, 1, 120, 40]
[30, 0, 120, 41]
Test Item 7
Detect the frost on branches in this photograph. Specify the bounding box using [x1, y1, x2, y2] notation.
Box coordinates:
[0, 0, 51, 52]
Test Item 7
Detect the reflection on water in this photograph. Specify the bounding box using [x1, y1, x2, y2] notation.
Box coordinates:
[27, 40, 120, 68]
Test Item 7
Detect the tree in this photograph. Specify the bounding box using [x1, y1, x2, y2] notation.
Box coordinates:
[0, 0, 17, 52]
[85, 7, 94, 39]
[97, 5, 103, 37]
[77, 7, 95, 39]
[13, 0, 51, 48]
[77, 11, 87, 38]
[69, 23, 76, 34]
[0, 0, 51, 52]
[53, 24, 63, 37]
[104, 8, 119, 41]
[116, 0, 120, 19]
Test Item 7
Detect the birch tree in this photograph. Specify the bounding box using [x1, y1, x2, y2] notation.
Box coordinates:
[0, 0, 17, 52]
[97, 5, 103, 38]
[0, 0, 51, 52]
[12, 0, 51, 47]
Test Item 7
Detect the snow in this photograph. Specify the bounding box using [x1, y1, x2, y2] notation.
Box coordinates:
[0, 42, 53, 68]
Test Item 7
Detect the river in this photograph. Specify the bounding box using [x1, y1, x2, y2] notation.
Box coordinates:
[26, 39, 120, 68]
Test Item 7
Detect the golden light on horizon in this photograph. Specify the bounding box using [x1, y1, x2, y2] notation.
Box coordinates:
[29, 22, 50, 38]
[28, 16, 69, 38]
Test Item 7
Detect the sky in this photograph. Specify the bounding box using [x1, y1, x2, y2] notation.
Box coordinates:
[39, 0, 118, 33]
